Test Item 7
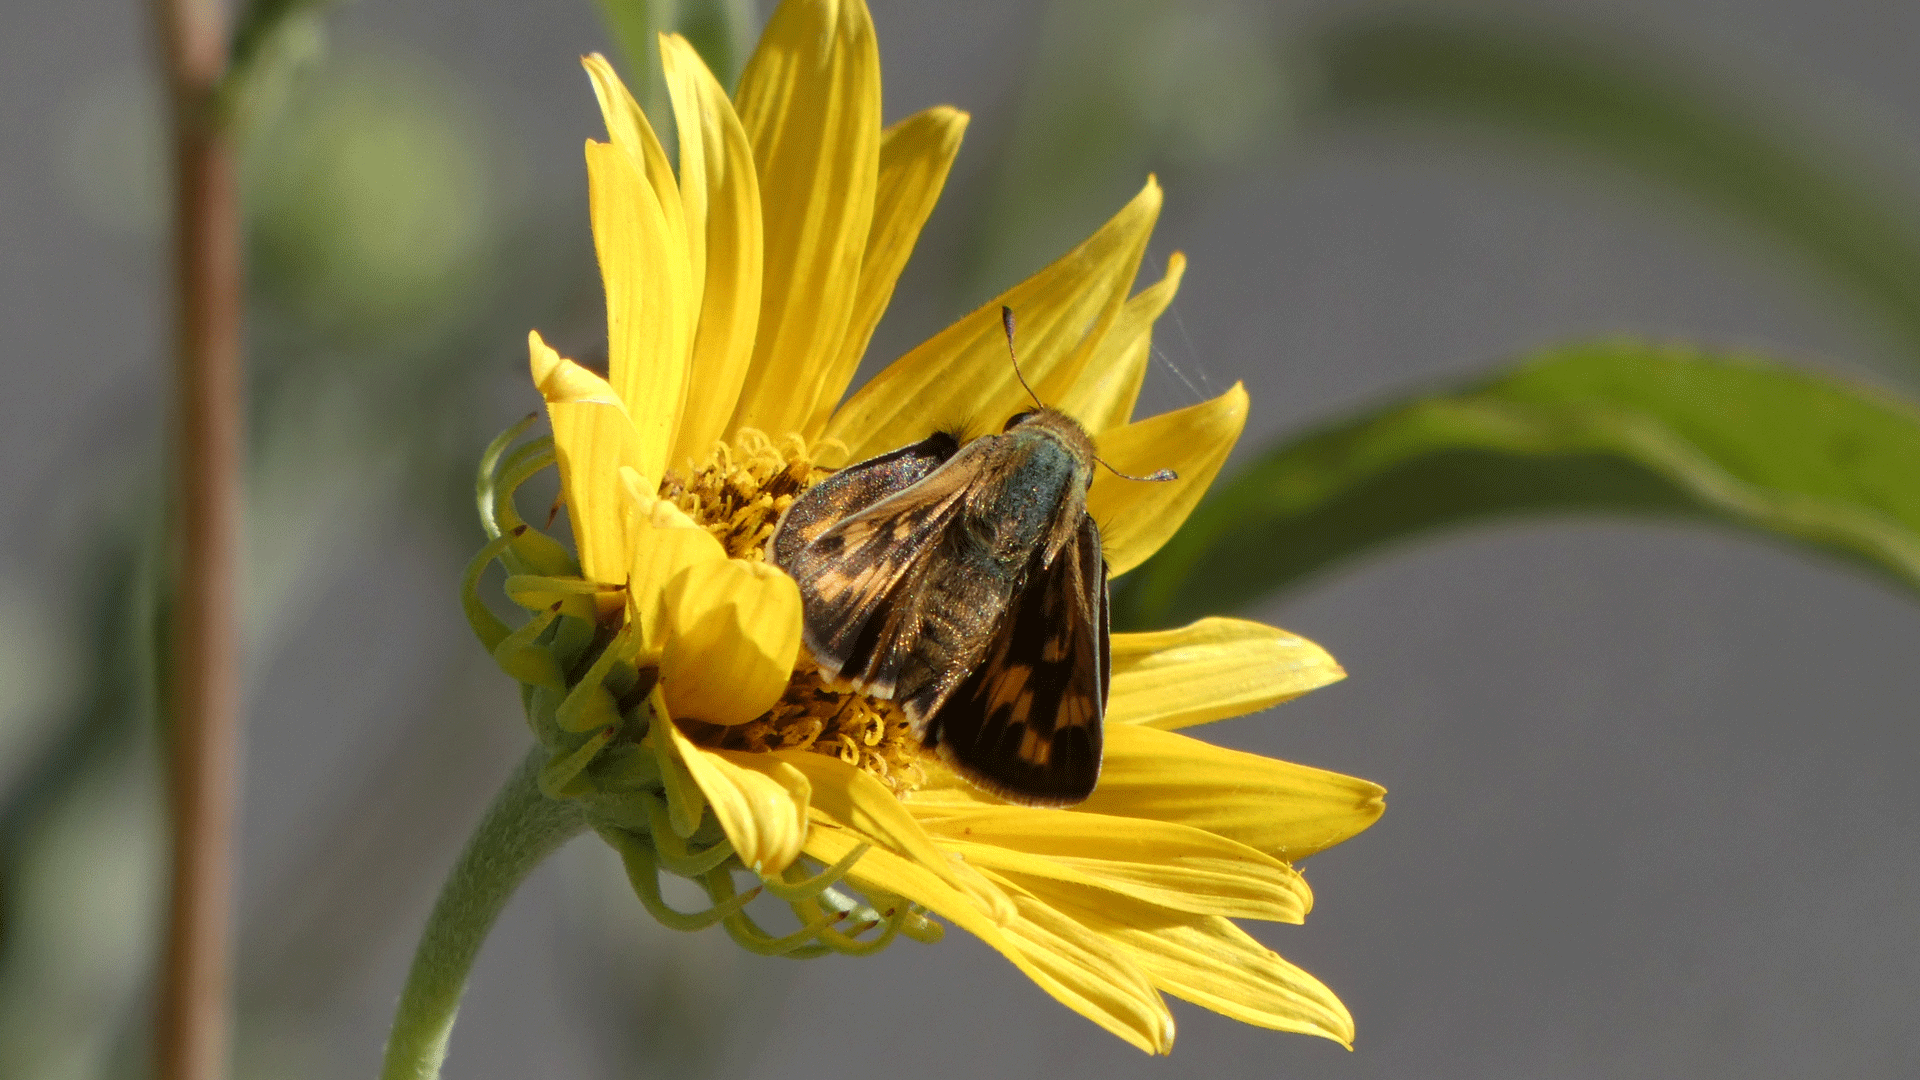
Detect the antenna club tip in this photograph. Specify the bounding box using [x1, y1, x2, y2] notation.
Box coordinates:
[1094, 460, 1180, 483]
[1000, 305, 1045, 408]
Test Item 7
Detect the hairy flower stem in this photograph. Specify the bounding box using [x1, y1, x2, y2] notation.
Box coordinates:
[154, 0, 241, 1077]
[382, 749, 587, 1080]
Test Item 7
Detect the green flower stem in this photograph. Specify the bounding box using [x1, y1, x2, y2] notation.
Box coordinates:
[381, 747, 586, 1080]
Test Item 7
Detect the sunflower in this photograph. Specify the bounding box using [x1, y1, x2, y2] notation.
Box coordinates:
[470, 0, 1384, 1054]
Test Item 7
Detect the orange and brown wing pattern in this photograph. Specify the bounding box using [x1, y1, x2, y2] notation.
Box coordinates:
[922, 514, 1108, 806]
[771, 433, 958, 562]
[775, 435, 975, 697]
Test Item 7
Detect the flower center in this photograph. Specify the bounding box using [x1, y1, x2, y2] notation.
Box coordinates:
[662, 430, 928, 797]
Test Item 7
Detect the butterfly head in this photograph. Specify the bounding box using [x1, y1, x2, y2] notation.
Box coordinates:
[999, 308, 1177, 486]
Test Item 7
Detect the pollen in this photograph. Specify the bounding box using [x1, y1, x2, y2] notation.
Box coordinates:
[659, 428, 823, 561]
[663, 430, 927, 796]
[684, 665, 928, 796]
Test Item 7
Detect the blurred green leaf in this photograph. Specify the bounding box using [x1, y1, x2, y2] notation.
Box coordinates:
[229, 0, 339, 69]
[595, 0, 671, 123]
[676, 0, 754, 92]
[1299, 9, 1920, 369]
[246, 51, 498, 346]
[971, 0, 1287, 289]
[221, 0, 344, 136]
[0, 523, 163, 1080]
[1116, 343, 1920, 628]
[596, 0, 756, 136]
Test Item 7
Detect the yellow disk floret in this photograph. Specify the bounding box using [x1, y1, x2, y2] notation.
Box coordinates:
[665, 430, 927, 797]
[659, 428, 822, 561]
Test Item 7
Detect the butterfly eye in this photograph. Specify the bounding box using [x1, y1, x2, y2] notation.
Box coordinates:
[1002, 410, 1036, 431]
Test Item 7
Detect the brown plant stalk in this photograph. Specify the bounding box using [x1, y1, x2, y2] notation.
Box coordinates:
[153, 0, 241, 1077]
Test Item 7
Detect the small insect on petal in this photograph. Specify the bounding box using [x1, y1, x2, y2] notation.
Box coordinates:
[659, 559, 804, 725]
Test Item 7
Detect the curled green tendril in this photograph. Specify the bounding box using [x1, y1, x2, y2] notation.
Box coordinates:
[707, 867, 848, 957]
[759, 842, 872, 903]
[606, 829, 762, 932]
[490, 601, 566, 690]
[461, 527, 524, 651]
[478, 427, 572, 577]
[556, 623, 636, 734]
[642, 793, 739, 876]
[476, 412, 539, 527]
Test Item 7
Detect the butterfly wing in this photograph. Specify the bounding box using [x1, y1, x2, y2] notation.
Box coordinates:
[922, 514, 1109, 806]
[775, 435, 992, 698]
[771, 432, 959, 568]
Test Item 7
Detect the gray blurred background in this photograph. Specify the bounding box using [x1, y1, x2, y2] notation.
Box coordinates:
[4, 0, 1918, 1077]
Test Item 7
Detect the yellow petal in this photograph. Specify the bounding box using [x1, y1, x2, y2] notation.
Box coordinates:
[1021, 878, 1356, 1045]
[894, 759, 1001, 811]
[585, 55, 697, 328]
[657, 559, 802, 725]
[584, 54, 693, 300]
[826, 178, 1162, 460]
[987, 877, 1175, 1054]
[659, 709, 810, 874]
[800, 106, 969, 434]
[529, 331, 641, 585]
[807, 824, 1170, 1055]
[645, 687, 707, 837]
[1088, 381, 1247, 575]
[1128, 919, 1353, 1045]
[621, 468, 728, 658]
[1070, 252, 1186, 434]
[775, 750, 1015, 925]
[804, 821, 1011, 938]
[1082, 724, 1384, 861]
[728, 0, 881, 441]
[1108, 617, 1344, 730]
[922, 806, 1311, 923]
[586, 137, 693, 482]
[660, 35, 765, 466]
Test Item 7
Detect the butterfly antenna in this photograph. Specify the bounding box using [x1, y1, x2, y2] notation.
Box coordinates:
[1094, 454, 1177, 483]
[1001, 306, 1045, 410]
[1003, 308, 1173, 482]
